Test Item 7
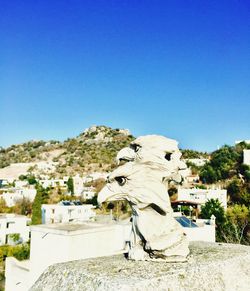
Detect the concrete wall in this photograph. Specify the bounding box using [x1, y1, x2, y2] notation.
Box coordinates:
[184, 224, 215, 242]
[5, 222, 131, 290]
[29, 223, 130, 280]
[5, 257, 30, 291]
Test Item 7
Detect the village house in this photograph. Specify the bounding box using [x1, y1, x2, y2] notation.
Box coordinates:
[177, 187, 227, 209]
[243, 149, 250, 166]
[82, 172, 108, 184]
[1, 187, 36, 207]
[72, 175, 84, 195]
[0, 214, 30, 245]
[81, 186, 96, 200]
[39, 177, 68, 188]
[41, 202, 96, 224]
[173, 212, 216, 243]
[0, 179, 10, 188]
[184, 158, 209, 167]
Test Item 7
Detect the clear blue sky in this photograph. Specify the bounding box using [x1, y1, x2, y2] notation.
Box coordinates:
[1, 0, 249, 152]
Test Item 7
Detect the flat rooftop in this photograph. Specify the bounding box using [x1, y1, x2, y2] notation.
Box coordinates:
[30, 221, 130, 235]
[0, 214, 29, 219]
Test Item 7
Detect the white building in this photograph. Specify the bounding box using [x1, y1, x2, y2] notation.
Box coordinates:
[185, 158, 209, 167]
[81, 186, 96, 200]
[0, 179, 9, 187]
[243, 149, 250, 166]
[173, 212, 216, 243]
[185, 174, 200, 184]
[14, 180, 28, 188]
[72, 175, 85, 195]
[41, 202, 96, 224]
[5, 221, 131, 291]
[1, 187, 37, 207]
[82, 172, 108, 184]
[178, 188, 227, 209]
[39, 175, 91, 196]
[39, 177, 68, 188]
[0, 214, 30, 245]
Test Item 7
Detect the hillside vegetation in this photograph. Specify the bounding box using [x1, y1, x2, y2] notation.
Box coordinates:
[0, 140, 61, 168]
[0, 126, 134, 176]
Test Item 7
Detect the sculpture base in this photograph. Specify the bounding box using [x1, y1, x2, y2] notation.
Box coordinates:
[128, 235, 189, 262]
[31, 241, 250, 291]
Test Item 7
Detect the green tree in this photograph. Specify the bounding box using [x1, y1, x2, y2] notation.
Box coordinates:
[57, 187, 62, 195]
[239, 164, 250, 182]
[181, 149, 209, 159]
[13, 197, 33, 215]
[67, 177, 74, 195]
[41, 187, 49, 204]
[240, 186, 250, 207]
[201, 199, 226, 242]
[8, 233, 20, 244]
[31, 187, 43, 225]
[0, 243, 30, 261]
[11, 243, 30, 260]
[27, 175, 37, 185]
[221, 205, 250, 244]
[200, 164, 218, 184]
[0, 198, 9, 213]
[186, 161, 201, 175]
[200, 145, 241, 183]
[210, 146, 240, 179]
[227, 178, 243, 204]
[200, 199, 226, 225]
[18, 174, 27, 181]
[227, 178, 250, 206]
[85, 195, 98, 206]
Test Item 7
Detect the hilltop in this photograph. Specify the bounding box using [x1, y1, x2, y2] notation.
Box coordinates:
[0, 126, 134, 177]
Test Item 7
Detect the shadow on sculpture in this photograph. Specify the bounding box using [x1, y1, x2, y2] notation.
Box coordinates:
[98, 135, 189, 262]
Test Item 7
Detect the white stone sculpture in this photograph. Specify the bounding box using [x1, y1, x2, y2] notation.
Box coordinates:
[117, 135, 188, 183]
[98, 135, 189, 261]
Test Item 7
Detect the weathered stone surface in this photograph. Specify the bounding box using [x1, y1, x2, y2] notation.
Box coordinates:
[30, 242, 250, 291]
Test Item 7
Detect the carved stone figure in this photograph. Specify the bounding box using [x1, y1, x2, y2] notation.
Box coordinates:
[116, 135, 187, 183]
[98, 135, 189, 261]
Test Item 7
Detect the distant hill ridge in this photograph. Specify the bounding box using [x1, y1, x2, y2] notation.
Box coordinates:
[0, 125, 135, 176]
[0, 125, 211, 178]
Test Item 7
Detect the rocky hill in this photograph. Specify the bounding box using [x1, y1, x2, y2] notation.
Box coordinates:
[0, 126, 134, 177]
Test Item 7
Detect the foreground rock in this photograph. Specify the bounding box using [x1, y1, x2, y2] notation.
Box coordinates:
[30, 242, 250, 291]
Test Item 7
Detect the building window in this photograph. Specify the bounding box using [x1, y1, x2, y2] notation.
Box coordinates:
[7, 222, 15, 228]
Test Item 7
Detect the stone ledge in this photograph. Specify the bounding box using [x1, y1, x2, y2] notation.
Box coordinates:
[30, 242, 250, 291]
